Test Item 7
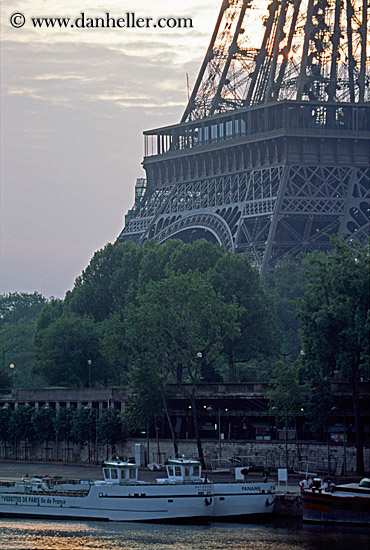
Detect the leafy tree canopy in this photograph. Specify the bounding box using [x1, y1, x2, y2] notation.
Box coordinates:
[9, 405, 35, 442]
[32, 406, 56, 443]
[97, 409, 124, 446]
[125, 269, 241, 385]
[0, 292, 48, 388]
[298, 238, 369, 474]
[0, 292, 47, 329]
[33, 314, 109, 387]
[264, 255, 311, 360]
[34, 239, 280, 387]
[267, 360, 303, 418]
[208, 253, 280, 378]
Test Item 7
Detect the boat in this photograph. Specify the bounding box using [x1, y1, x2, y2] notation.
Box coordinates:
[300, 476, 370, 524]
[211, 477, 275, 519]
[0, 457, 213, 522]
[0, 457, 275, 522]
[166, 458, 275, 519]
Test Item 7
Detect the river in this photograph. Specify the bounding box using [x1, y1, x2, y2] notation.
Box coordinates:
[0, 518, 369, 550]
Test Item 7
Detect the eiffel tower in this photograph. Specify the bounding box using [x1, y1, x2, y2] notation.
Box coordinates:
[118, 0, 370, 274]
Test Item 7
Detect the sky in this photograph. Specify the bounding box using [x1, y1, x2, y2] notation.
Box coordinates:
[1, 0, 220, 298]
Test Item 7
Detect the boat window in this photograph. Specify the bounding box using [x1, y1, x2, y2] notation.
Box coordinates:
[167, 466, 174, 476]
[120, 470, 127, 480]
[129, 469, 136, 480]
[185, 467, 190, 477]
[111, 469, 118, 479]
[175, 466, 182, 477]
[103, 468, 110, 479]
[193, 466, 200, 477]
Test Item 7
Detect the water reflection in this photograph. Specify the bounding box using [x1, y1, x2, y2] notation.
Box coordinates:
[0, 519, 369, 550]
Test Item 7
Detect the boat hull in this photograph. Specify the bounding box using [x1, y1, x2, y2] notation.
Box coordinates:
[0, 483, 214, 522]
[301, 487, 370, 525]
[212, 482, 275, 518]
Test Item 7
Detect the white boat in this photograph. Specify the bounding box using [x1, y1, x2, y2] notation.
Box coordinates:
[165, 458, 275, 519]
[0, 457, 275, 522]
[0, 458, 213, 522]
[212, 479, 275, 518]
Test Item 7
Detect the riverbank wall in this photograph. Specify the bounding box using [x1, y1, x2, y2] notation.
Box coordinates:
[1, 438, 369, 476]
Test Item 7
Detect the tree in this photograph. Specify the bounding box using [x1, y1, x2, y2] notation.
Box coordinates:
[0, 292, 48, 389]
[66, 241, 144, 322]
[125, 359, 168, 460]
[298, 239, 369, 475]
[264, 256, 311, 361]
[0, 406, 12, 444]
[32, 407, 56, 458]
[54, 407, 74, 441]
[71, 407, 96, 462]
[208, 253, 280, 380]
[0, 371, 11, 390]
[0, 292, 47, 329]
[267, 361, 303, 415]
[0, 318, 44, 388]
[8, 405, 35, 458]
[33, 313, 109, 387]
[267, 360, 304, 462]
[125, 269, 241, 465]
[97, 409, 124, 458]
[32, 239, 280, 391]
[100, 312, 129, 386]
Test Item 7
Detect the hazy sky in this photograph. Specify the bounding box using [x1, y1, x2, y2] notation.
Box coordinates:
[1, 1, 220, 298]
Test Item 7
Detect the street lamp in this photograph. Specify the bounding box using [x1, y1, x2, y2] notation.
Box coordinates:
[272, 406, 288, 471]
[95, 408, 99, 464]
[87, 359, 92, 388]
[207, 405, 221, 459]
[331, 406, 347, 476]
[9, 364, 15, 389]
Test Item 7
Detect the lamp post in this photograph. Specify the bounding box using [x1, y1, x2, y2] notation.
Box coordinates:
[273, 406, 288, 471]
[207, 405, 221, 459]
[9, 363, 15, 389]
[95, 408, 99, 465]
[87, 359, 92, 388]
[331, 406, 347, 476]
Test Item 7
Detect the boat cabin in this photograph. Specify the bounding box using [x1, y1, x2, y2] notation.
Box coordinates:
[164, 458, 203, 483]
[103, 458, 139, 484]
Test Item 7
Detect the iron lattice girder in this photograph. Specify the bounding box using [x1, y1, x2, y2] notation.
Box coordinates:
[119, 163, 369, 272]
[119, 1, 370, 268]
[182, 0, 369, 122]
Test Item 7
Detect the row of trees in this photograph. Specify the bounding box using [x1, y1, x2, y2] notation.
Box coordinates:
[0, 241, 308, 391]
[32, 239, 281, 465]
[0, 405, 123, 460]
[0, 238, 368, 473]
[32, 239, 280, 388]
[267, 239, 369, 475]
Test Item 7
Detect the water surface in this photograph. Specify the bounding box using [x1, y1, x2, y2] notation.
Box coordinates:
[0, 519, 369, 550]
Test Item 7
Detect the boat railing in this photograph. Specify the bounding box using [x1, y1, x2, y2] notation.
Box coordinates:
[294, 459, 332, 476]
[210, 459, 234, 473]
[293, 461, 318, 476]
[230, 456, 268, 470]
[209, 456, 269, 473]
